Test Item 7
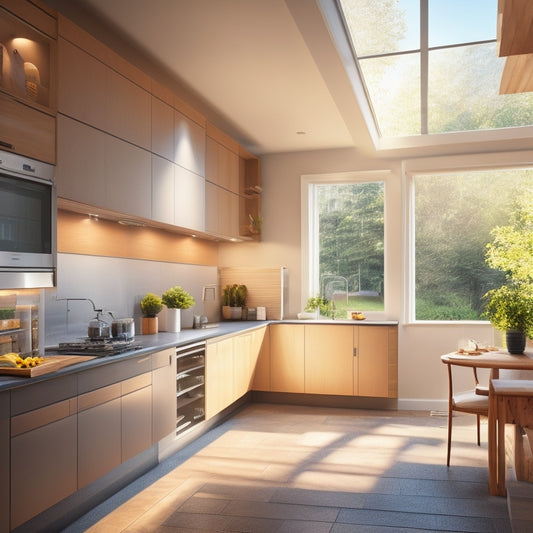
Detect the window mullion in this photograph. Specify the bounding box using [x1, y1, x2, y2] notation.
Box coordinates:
[420, 0, 429, 135]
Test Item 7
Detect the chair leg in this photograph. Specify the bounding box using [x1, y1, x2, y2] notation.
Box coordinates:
[476, 414, 481, 446]
[447, 406, 452, 466]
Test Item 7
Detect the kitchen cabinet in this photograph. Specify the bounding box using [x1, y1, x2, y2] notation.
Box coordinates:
[57, 115, 152, 219]
[121, 372, 152, 462]
[151, 154, 175, 225]
[205, 337, 234, 419]
[270, 324, 305, 393]
[57, 37, 150, 150]
[10, 375, 78, 529]
[205, 181, 240, 239]
[151, 95, 174, 160]
[251, 326, 270, 391]
[239, 156, 262, 240]
[0, 91, 55, 164]
[175, 165, 205, 232]
[77, 383, 122, 489]
[0, 392, 9, 533]
[152, 348, 176, 443]
[305, 325, 354, 395]
[174, 110, 206, 177]
[356, 325, 397, 398]
[206, 134, 239, 193]
[234, 331, 253, 399]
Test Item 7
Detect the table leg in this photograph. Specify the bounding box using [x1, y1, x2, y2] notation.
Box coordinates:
[488, 384, 499, 495]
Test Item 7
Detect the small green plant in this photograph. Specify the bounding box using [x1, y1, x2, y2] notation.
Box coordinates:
[161, 286, 195, 309]
[140, 293, 163, 317]
[483, 282, 533, 337]
[222, 284, 247, 307]
[248, 213, 263, 234]
[305, 295, 330, 316]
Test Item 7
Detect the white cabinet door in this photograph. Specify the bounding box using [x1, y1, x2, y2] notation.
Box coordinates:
[151, 155, 175, 224]
[56, 115, 106, 205]
[174, 110, 206, 177]
[151, 96, 174, 160]
[105, 135, 152, 218]
[175, 164, 205, 231]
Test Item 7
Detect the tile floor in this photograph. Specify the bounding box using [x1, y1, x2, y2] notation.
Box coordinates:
[63, 404, 512, 532]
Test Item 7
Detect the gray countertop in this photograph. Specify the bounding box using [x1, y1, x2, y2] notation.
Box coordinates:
[0, 319, 398, 392]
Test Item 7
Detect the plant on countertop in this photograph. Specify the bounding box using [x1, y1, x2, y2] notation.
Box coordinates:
[305, 295, 330, 317]
[222, 284, 247, 307]
[140, 293, 163, 317]
[161, 286, 195, 309]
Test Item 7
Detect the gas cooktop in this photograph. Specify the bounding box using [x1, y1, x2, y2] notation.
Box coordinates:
[52, 338, 142, 356]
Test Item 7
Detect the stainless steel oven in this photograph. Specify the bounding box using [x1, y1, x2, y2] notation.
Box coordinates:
[0, 150, 56, 288]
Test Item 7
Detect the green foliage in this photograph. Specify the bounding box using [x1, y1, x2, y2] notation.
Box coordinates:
[483, 283, 533, 336]
[485, 193, 533, 284]
[416, 293, 479, 321]
[140, 293, 163, 317]
[221, 284, 247, 307]
[0, 308, 15, 319]
[305, 296, 330, 316]
[161, 286, 195, 309]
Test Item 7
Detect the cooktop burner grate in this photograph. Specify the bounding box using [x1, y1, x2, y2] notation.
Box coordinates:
[54, 338, 142, 356]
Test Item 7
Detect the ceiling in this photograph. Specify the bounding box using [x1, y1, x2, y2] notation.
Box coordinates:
[49, 0, 374, 156]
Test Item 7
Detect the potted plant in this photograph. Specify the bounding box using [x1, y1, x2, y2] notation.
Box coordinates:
[160, 286, 195, 332]
[140, 293, 163, 334]
[302, 295, 330, 319]
[221, 284, 247, 320]
[483, 282, 533, 354]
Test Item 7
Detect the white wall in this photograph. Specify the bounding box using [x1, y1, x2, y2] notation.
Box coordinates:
[218, 146, 498, 409]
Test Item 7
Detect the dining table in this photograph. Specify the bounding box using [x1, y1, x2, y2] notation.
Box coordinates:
[441, 347, 533, 496]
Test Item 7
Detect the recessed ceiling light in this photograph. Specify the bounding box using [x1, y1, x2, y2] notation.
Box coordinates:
[88, 213, 99, 220]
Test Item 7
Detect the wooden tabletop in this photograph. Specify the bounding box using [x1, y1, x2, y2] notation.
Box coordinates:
[441, 349, 533, 370]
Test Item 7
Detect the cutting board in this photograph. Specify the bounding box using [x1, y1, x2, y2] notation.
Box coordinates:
[0, 355, 96, 377]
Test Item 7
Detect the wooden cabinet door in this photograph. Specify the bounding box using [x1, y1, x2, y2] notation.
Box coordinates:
[174, 110, 206, 177]
[205, 136, 238, 192]
[152, 348, 176, 443]
[205, 338, 234, 419]
[305, 325, 354, 395]
[357, 326, 390, 398]
[204, 182, 239, 238]
[78, 384, 122, 489]
[0, 92, 55, 164]
[234, 332, 252, 400]
[252, 326, 270, 391]
[270, 324, 305, 393]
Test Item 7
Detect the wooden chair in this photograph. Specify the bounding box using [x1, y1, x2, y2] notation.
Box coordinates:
[445, 363, 489, 466]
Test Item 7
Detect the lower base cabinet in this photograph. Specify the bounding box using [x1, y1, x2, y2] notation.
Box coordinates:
[206, 337, 235, 419]
[152, 348, 176, 442]
[11, 413, 78, 529]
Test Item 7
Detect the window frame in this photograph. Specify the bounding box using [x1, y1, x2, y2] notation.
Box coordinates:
[301, 170, 392, 318]
[403, 150, 533, 324]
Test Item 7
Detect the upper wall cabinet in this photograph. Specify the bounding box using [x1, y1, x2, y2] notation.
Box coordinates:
[0, 1, 56, 163]
[174, 110, 206, 177]
[57, 38, 150, 150]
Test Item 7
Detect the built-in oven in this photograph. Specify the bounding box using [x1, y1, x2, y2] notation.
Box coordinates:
[0, 150, 56, 289]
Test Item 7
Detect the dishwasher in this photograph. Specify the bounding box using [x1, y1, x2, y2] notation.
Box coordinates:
[175, 341, 205, 434]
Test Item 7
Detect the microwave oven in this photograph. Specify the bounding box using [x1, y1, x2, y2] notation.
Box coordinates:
[0, 150, 56, 289]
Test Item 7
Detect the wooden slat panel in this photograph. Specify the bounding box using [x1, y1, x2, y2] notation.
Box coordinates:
[219, 267, 285, 320]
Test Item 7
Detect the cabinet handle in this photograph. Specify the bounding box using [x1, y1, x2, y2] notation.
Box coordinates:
[353, 347, 357, 357]
[0, 139, 14, 149]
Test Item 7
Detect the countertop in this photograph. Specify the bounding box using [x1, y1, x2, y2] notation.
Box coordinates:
[0, 319, 398, 392]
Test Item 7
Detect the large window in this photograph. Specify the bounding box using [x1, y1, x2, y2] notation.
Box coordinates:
[412, 168, 533, 321]
[336, 0, 533, 140]
[306, 176, 385, 315]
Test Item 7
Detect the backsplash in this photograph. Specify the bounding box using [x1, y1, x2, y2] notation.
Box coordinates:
[44, 253, 219, 344]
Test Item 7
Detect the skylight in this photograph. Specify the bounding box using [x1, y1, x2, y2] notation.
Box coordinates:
[336, 0, 533, 140]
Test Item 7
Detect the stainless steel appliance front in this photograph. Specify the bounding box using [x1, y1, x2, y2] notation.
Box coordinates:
[0, 150, 56, 288]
